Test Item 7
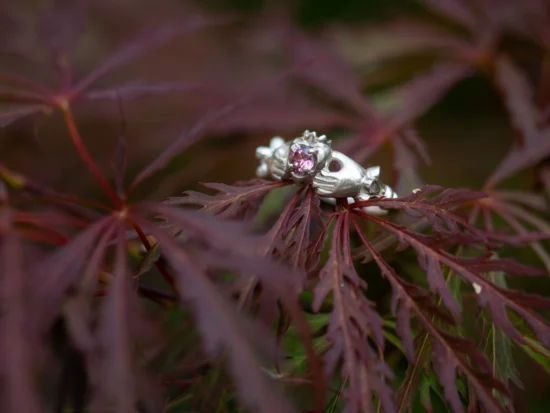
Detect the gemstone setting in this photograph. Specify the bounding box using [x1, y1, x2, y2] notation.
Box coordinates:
[289, 144, 317, 174]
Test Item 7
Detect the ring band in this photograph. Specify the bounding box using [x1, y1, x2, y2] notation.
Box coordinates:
[256, 130, 398, 215]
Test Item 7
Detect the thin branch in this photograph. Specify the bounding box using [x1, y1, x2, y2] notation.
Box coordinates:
[129, 219, 177, 292]
[59, 102, 120, 207]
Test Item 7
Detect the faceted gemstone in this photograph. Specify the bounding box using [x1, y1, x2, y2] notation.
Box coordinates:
[289, 144, 316, 174]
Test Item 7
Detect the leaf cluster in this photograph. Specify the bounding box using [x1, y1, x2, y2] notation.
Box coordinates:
[1, 1, 550, 413]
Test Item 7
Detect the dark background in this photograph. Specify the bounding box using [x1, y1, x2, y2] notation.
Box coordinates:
[1, 0, 518, 197]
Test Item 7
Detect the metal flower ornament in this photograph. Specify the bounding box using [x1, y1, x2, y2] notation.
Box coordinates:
[256, 130, 398, 215]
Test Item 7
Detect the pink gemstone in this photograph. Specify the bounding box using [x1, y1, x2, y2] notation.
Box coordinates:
[289, 144, 316, 174]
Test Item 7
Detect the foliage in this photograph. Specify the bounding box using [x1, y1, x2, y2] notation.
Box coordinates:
[1, 0, 550, 412]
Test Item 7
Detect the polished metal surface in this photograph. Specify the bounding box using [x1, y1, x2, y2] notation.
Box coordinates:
[255, 130, 398, 214]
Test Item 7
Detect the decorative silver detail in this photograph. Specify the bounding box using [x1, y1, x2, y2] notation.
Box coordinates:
[255, 130, 398, 215]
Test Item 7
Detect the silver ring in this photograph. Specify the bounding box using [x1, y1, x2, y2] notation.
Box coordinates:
[255, 130, 398, 215]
